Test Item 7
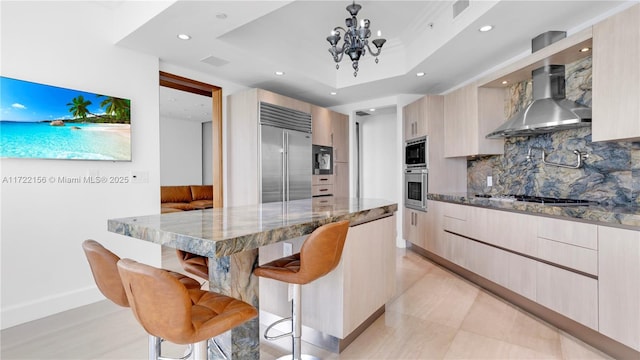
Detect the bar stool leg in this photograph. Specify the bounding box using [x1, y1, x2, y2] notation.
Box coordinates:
[192, 339, 208, 360]
[292, 284, 302, 360]
[148, 335, 161, 360]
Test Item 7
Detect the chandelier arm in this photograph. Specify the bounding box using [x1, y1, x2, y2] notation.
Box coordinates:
[365, 42, 382, 57]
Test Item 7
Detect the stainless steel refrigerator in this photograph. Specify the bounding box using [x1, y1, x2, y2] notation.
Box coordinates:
[260, 102, 312, 203]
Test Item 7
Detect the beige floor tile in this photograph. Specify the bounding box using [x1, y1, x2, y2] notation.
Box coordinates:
[444, 329, 513, 359]
[506, 308, 562, 358]
[460, 291, 520, 342]
[387, 267, 479, 329]
[339, 310, 458, 359]
[444, 329, 561, 360]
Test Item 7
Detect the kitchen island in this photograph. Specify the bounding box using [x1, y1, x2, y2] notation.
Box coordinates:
[108, 197, 397, 359]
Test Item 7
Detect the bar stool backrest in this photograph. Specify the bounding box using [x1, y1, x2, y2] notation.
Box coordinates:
[82, 239, 129, 307]
[117, 258, 193, 344]
[298, 220, 350, 283]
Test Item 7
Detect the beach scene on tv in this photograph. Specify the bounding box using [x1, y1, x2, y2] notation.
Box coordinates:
[0, 76, 131, 161]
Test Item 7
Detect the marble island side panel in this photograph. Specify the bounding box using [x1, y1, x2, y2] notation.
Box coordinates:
[108, 197, 397, 258]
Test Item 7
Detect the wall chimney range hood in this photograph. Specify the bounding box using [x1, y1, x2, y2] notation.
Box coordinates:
[486, 31, 592, 139]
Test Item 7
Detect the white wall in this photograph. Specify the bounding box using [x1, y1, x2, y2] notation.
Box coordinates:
[332, 94, 422, 247]
[160, 116, 203, 185]
[358, 112, 398, 203]
[0, 2, 162, 329]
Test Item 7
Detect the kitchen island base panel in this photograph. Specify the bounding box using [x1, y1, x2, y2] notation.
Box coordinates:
[208, 249, 260, 359]
[408, 243, 640, 360]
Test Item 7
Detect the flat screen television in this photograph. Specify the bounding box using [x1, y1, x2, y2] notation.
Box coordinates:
[0, 76, 131, 161]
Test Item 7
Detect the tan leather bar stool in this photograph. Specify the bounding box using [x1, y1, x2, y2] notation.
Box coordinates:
[175, 249, 209, 280]
[82, 240, 202, 358]
[117, 258, 258, 360]
[253, 220, 350, 360]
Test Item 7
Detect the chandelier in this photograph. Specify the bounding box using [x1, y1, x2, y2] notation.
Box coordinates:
[326, 1, 387, 77]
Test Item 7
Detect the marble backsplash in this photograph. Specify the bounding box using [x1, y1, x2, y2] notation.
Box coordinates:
[468, 56, 640, 206]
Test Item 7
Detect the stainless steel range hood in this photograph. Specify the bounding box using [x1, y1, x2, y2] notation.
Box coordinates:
[486, 31, 592, 139]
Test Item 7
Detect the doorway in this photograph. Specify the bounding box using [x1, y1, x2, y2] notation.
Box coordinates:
[159, 71, 223, 208]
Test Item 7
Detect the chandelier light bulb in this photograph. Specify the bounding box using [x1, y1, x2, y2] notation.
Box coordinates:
[377, 30, 382, 37]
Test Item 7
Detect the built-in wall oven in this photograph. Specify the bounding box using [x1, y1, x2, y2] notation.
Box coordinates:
[405, 136, 427, 168]
[404, 168, 428, 211]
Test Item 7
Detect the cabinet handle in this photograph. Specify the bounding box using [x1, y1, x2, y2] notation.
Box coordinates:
[331, 133, 334, 146]
[320, 188, 329, 192]
[320, 178, 329, 181]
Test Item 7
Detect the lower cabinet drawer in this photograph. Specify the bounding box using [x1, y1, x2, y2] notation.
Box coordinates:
[312, 184, 333, 197]
[536, 262, 598, 330]
[536, 237, 598, 275]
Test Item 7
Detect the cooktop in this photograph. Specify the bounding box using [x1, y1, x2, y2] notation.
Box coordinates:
[475, 194, 598, 206]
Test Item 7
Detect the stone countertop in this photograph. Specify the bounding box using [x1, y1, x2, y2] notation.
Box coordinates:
[108, 198, 397, 258]
[428, 193, 640, 230]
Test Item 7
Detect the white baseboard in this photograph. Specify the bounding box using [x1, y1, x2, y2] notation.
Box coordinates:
[1, 285, 104, 330]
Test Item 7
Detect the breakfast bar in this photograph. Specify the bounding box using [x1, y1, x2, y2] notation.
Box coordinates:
[108, 197, 397, 359]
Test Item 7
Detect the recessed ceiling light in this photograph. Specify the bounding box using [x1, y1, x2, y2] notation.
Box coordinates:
[479, 25, 494, 32]
[330, 91, 337, 95]
[274, 71, 285, 76]
[177, 34, 191, 40]
[216, 13, 228, 19]
[501, 80, 508, 85]
[579, 47, 591, 52]
[416, 72, 425, 77]
[369, 108, 376, 112]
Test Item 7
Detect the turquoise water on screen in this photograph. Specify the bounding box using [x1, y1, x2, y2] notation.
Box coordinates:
[0, 121, 131, 160]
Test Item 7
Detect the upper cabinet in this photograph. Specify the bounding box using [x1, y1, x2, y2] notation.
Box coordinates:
[312, 105, 349, 162]
[403, 97, 427, 140]
[312, 105, 332, 146]
[443, 84, 505, 158]
[331, 111, 349, 162]
[592, 4, 640, 142]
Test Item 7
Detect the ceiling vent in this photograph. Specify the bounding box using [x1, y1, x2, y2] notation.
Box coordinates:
[200, 55, 229, 67]
[355, 111, 370, 116]
[452, 0, 469, 18]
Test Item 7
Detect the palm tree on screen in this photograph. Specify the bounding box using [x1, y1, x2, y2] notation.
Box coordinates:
[66, 96, 92, 120]
[99, 96, 130, 123]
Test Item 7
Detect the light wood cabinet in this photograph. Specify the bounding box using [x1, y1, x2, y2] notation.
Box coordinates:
[403, 208, 427, 248]
[403, 97, 427, 140]
[331, 111, 349, 162]
[536, 261, 598, 330]
[423, 200, 443, 254]
[598, 226, 640, 351]
[311, 105, 332, 146]
[592, 4, 640, 142]
[312, 174, 333, 186]
[312, 106, 349, 163]
[443, 84, 505, 158]
[333, 162, 349, 198]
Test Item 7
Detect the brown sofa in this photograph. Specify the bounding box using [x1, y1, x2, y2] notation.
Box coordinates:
[161, 185, 213, 213]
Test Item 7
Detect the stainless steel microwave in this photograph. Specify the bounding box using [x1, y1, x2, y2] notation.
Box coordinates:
[405, 136, 427, 169]
[404, 168, 428, 211]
